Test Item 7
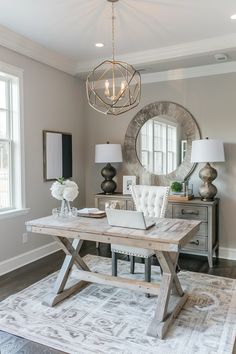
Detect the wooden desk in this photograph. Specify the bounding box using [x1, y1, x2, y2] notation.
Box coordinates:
[26, 216, 200, 339]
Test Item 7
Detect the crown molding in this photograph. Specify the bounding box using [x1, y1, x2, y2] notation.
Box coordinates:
[141, 61, 236, 84]
[0, 25, 77, 75]
[76, 32, 236, 74]
[1, 23, 236, 80]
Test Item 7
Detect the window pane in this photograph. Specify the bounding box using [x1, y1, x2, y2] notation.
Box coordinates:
[154, 151, 163, 174]
[141, 134, 147, 149]
[0, 141, 10, 209]
[0, 81, 7, 109]
[141, 151, 148, 168]
[0, 111, 7, 138]
[167, 151, 173, 173]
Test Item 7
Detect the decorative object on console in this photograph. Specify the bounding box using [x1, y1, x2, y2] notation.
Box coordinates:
[168, 194, 193, 201]
[95, 143, 123, 194]
[169, 180, 194, 201]
[191, 138, 225, 201]
[170, 181, 182, 193]
[86, 0, 141, 116]
[50, 177, 79, 217]
[123, 175, 137, 195]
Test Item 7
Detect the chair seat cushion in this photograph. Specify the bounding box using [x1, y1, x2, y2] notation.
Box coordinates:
[111, 244, 154, 258]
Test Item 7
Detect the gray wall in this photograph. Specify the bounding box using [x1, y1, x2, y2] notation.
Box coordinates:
[84, 73, 236, 250]
[0, 45, 85, 263]
[1, 45, 235, 264]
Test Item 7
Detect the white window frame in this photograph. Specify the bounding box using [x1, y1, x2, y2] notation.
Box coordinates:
[138, 116, 178, 175]
[0, 62, 28, 219]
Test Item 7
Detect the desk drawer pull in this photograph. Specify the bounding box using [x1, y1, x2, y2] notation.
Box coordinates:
[181, 209, 199, 216]
[189, 240, 200, 246]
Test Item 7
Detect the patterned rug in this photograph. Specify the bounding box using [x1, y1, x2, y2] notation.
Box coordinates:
[0, 255, 235, 354]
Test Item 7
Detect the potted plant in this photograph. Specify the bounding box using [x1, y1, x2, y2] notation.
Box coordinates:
[170, 181, 183, 195]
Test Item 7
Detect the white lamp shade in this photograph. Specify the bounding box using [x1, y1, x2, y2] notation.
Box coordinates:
[191, 139, 225, 163]
[95, 144, 123, 163]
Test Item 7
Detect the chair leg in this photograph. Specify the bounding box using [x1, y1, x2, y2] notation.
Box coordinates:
[112, 251, 117, 276]
[176, 263, 181, 273]
[145, 257, 151, 298]
[145, 257, 151, 282]
[130, 256, 135, 274]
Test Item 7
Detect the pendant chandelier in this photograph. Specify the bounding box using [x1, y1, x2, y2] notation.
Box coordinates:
[86, 0, 141, 116]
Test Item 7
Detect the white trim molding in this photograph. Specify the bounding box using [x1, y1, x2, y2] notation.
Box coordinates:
[0, 242, 60, 276]
[0, 25, 77, 75]
[0, 208, 30, 220]
[219, 247, 236, 261]
[141, 61, 236, 84]
[0, 61, 24, 77]
[1, 23, 236, 79]
[76, 32, 236, 74]
[0, 61, 27, 214]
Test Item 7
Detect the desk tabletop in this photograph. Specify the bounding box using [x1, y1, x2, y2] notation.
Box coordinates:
[26, 215, 201, 247]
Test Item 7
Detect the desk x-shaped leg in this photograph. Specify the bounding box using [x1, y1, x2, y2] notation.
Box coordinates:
[43, 236, 90, 307]
[147, 250, 188, 339]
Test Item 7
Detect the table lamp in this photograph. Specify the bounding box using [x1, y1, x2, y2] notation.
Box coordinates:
[95, 143, 123, 194]
[191, 138, 225, 201]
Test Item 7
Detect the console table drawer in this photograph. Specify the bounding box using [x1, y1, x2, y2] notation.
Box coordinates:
[173, 205, 208, 221]
[196, 222, 208, 236]
[181, 235, 207, 252]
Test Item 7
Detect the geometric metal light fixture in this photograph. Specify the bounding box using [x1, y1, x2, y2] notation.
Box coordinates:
[86, 0, 141, 116]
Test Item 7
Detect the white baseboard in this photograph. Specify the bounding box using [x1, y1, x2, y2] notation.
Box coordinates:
[0, 243, 235, 277]
[219, 247, 236, 261]
[0, 242, 60, 276]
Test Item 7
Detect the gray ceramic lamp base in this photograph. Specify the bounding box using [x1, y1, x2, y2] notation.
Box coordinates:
[198, 162, 218, 201]
[101, 163, 117, 194]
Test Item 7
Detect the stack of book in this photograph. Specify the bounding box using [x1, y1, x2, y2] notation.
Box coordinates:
[77, 208, 106, 218]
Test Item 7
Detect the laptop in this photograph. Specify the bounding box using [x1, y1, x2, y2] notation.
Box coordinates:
[106, 209, 156, 230]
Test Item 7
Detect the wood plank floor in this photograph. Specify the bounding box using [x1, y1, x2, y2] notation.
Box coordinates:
[0, 241, 235, 354]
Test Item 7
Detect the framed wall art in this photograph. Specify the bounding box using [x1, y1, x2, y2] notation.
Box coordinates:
[123, 175, 137, 195]
[43, 130, 72, 181]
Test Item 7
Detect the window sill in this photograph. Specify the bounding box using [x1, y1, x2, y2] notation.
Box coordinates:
[0, 208, 30, 220]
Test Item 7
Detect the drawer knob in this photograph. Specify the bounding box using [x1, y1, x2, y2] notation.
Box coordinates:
[181, 209, 199, 216]
[189, 240, 200, 246]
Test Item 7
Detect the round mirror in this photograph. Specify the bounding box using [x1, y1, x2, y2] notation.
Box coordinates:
[123, 101, 201, 185]
[136, 115, 188, 175]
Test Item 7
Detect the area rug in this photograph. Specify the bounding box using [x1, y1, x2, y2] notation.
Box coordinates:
[0, 255, 235, 354]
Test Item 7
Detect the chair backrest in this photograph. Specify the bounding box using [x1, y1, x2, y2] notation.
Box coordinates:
[131, 185, 170, 218]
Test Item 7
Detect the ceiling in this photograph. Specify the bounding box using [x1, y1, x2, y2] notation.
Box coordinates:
[0, 0, 236, 76]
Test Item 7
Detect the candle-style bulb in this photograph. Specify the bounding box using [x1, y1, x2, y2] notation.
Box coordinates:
[105, 80, 110, 97]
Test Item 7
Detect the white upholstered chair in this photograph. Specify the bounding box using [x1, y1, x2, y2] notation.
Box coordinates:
[111, 185, 170, 282]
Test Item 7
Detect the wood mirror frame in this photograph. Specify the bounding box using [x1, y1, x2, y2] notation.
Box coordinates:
[123, 101, 201, 186]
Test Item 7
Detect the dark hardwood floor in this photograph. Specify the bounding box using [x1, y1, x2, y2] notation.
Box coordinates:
[0, 241, 235, 354]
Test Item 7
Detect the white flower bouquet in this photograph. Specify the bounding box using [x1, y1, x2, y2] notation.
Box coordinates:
[51, 178, 79, 217]
[51, 178, 79, 201]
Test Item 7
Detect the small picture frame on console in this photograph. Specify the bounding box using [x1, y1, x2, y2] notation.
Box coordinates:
[123, 175, 137, 195]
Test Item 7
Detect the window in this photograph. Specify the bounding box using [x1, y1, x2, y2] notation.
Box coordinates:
[138, 117, 178, 175]
[0, 64, 25, 215]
